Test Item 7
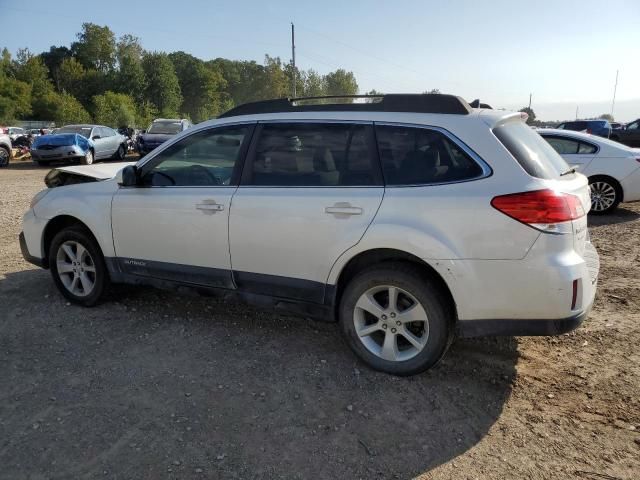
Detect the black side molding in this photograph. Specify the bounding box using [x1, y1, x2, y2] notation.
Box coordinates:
[457, 310, 588, 338]
[19, 232, 47, 268]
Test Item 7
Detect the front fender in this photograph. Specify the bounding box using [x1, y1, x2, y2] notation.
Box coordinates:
[34, 179, 118, 258]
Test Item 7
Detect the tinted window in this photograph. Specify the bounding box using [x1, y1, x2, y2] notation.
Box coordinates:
[148, 121, 183, 134]
[57, 126, 93, 138]
[376, 125, 483, 185]
[543, 136, 580, 154]
[493, 122, 570, 179]
[142, 126, 250, 187]
[244, 123, 379, 186]
[628, 121, 639, 130]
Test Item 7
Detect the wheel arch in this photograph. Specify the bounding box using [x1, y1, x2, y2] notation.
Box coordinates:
[588, 174, 624, 202]
[42, 215, 103, 267]
[329, 248, 458, 324]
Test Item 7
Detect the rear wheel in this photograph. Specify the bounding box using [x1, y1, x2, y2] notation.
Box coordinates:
[49, 227, 109, 306]
[339, 263, 452, 376]
[589, 176, 621, 214]
[81, 149, 94, 165]
[0, 147, 9, 167]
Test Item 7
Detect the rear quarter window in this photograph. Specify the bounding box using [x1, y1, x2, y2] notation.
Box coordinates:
[493, 121, 571, 179]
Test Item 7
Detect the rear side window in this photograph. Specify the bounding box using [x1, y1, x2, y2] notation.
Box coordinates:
[493, 122, 570, 179]
[375, 125, 484, 185]
[243, 123, 380, 186]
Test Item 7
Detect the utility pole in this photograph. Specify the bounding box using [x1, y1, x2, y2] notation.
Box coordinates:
[611, 69, 619, 117]
[575, 105, 579, 120]
[291, 23, 296, 98]
[528, 93, 532, 110]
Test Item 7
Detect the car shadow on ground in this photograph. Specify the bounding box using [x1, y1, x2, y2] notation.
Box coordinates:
[588, 207, 640, 226]
[0, 269, 517, 479]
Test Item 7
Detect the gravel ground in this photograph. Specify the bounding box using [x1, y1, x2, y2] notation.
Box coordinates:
[0, 161, 639, 480]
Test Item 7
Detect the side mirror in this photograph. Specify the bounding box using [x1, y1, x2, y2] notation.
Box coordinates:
[117, 165, 138, 187]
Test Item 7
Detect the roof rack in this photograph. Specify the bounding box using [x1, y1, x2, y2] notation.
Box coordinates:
[218, 94, 472, 118]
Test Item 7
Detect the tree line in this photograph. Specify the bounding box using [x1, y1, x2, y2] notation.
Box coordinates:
[0, 23, 359, 128]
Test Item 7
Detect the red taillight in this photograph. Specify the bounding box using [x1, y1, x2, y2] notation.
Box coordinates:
[491, 189, 585, 225]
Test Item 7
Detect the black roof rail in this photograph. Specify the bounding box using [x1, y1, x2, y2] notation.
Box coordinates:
[218, 94, 473, 118]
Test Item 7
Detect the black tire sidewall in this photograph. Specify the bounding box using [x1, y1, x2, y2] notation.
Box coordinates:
[339, 264, 452, 376]
[0, 148, 9, 167]
[49, 228, 109, 306]
[589, 176, 621, 215]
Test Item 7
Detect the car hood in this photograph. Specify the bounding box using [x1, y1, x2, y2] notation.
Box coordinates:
[33, 133, 92, 149]
[45, 162, 135, 188]
[140, 133, 175, 143]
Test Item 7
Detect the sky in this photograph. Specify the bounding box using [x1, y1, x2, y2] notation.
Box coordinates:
[1, 0, 639, 121]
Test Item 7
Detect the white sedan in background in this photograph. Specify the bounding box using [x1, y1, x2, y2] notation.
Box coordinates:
[539, 129, 640, 214]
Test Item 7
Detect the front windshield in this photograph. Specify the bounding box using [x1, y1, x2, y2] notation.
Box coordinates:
[148, 121, 182, 134]
[57, 126, 93, 138]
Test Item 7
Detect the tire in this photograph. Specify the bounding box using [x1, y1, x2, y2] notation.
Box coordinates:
[115, 144, 126, 160]
[0, 147, 9, 167]
[589, 176, 621, 214]
[81, 149, 94, 165]
[339, 263, 453, 376]
[49, 227, 109, 306]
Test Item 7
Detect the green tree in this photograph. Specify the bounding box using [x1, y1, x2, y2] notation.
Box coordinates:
[169, 51, 227, 122]
[40, 45, 72, 90]
[423, 88, 441, 94]
[598, 113, 614, 122]
[519, 106, 536, 125]
[142, 52, 182, 117]
[0, 75, 32, 122]
[71, 23, 116, 73]
[32, 91, 91, 124]
[301, 69, 326, 97]
[13, 49, 53, 99]
[93, 91, 136, 127]
[58, 57, 86, 98]
[324, 69, 358, 101]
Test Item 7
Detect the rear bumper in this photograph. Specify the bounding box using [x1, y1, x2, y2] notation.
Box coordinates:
[457, 309, 589, 337]
[19, 231, 46, 268]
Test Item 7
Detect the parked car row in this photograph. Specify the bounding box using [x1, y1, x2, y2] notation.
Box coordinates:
[556, 118, 640, 148]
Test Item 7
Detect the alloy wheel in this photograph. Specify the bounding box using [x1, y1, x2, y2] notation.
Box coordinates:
[353, 285, 429, 362]
[56, 240, 96, 297]
[590, 181, 616, 212]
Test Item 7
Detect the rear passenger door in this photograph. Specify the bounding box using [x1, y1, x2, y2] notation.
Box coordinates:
[228, 121, 384, 303]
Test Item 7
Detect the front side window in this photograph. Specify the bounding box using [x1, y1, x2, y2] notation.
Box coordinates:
[243, 123, 380, 186]
[628, 121, 639, 130]
[376, 125, 484, 185]
[141, 126, 251, 187]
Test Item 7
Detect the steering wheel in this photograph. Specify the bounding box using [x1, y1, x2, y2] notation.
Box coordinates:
[187, 164, 221, 185]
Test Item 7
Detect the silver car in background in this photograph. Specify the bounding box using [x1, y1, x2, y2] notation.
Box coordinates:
[31, 125, 128, 166]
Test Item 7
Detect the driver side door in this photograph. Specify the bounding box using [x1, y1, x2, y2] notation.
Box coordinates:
[111, 123, 255, 288]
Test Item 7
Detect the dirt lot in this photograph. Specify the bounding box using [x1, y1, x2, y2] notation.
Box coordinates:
[0, 161, 638, 480]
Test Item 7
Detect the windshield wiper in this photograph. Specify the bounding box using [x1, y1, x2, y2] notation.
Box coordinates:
[560, 167, 576, 176]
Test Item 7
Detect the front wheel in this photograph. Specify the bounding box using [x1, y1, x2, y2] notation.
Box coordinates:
[49, 227, 109, 306]
[589, 176, 621, 214]
[81, 149, 94, 165]
[115, 144, 126, 160]
[339, 263, 452, 376]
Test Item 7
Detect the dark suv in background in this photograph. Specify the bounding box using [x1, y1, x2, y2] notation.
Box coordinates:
[556, 120, 612, 138]
[137, 118, 192, 157]
[610, 119, 640, 147]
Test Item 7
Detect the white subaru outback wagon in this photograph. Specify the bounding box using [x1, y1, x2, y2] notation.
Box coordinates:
[20, 94, 600, 376]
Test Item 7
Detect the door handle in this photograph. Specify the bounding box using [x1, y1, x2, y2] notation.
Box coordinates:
[196, 200, 224, 212]
[325, 202, 363, 216]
